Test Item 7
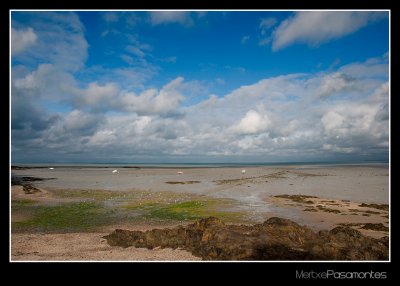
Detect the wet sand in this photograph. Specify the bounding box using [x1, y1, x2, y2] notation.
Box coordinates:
[268, 195, 388, 239]
[13, 165, 388, 202]
[12, 230, 200, 261]
[11, 164, 389, 261]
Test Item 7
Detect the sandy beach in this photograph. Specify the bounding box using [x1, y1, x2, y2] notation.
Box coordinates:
[11, 164, 389, 261]
[11, 230, 200, 261]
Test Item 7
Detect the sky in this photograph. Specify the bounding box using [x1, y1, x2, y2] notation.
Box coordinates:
[11, 10, 389, 163]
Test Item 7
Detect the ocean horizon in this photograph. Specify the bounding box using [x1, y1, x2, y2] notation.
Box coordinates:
[10, 160, 389, 169]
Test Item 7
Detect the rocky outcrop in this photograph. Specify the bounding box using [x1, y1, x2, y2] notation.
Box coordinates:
[11, 176, 54, 194]
[103, 217, 388, 260]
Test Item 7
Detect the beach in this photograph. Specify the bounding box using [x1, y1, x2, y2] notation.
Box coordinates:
[11, 164, 389, 261]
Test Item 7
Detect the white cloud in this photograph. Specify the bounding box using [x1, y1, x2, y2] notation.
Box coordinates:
[103, 12, 119, 23]
[369, 82, 388, 103]
[224, 65, 246, 72]
[234, 110, 271, 135]
[87, 130, 117, 147]
[64, 110, 103, 132]
[339, 57, 388, 79]
[271, 11, 387, 51]
[102, 12, 141, 27]
[259, 17, 277, 35]
[73, 82, 119, 111]
[120, 77, 185, 115]
[126, 45, 146, 58]
[316, 72, 354, 98]
[12, 12, 88, 71]
[318, 101, 387, 160]
[11, 27, 37, 55]
[258, 17, 277, 46]
[195, 12, 207, 18]
[82, 65, 159, 91]
[160, 56, 177, 63]
[101, 30, 109, 37]
[149, 11, 193, 26]
[226, 73, 306, 102]
[321, 111, 345, 133]
[216, 78, 225, 85]
[120, 54, 134, 65]
[13, 63, 77, 101]
[241, 35, 250, 44]
[96, 29, 157, 86]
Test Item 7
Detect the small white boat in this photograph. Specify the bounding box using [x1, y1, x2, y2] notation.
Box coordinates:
[49, 167, 54, 170]
[177, 171, 183, 175]
[112, 169, 118, 173]
[241, 169, 246, 174]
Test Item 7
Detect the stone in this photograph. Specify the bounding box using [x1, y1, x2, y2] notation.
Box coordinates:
[103, 216, 388, 261]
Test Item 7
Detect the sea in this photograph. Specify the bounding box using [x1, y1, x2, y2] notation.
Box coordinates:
[10, 160, 389, 169]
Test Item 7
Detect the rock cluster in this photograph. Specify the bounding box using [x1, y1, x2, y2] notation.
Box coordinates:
[103, 217, 388, 260]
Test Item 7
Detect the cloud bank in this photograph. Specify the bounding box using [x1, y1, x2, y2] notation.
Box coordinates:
[11, 54, 389, 163]
[270, 11, 387, 51]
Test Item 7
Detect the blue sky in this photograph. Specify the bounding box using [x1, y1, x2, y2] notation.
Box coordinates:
[11, 11, 389, 163]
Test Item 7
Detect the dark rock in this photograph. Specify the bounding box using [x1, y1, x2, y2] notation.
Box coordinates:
[165, 181, 201, 185]
[274, 194, 318, 204]
[359, 203, 389, 211]
[11, 176, 41, 194]
[11, 166, 30, 170]
[11, 175, 53, 194]
[22, 184, 41, 194]
[103, 216, 388, 261]
[20, 176, 48, 182]
[361, 223, 389, 232]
